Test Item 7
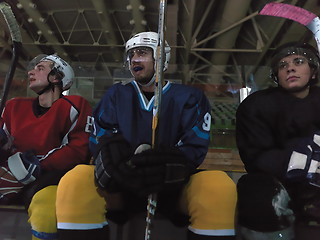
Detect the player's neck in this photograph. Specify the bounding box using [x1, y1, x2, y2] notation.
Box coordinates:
[38, 86, 61, 107]
[290, 86, 310, 99]
[139, 81, 167, 93]
[140, 84, 154, 93]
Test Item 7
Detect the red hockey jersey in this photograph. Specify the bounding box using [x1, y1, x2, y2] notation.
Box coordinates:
[1, 95, 92, 171]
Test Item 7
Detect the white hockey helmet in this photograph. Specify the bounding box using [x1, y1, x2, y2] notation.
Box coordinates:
[125, 31, 171, 71]
[39, 55, 74, 90]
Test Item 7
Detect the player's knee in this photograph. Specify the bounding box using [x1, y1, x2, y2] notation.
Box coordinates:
[186, 170, 237, 229]
[58, 164, 94, 188]
[56, 164, 107, 226]
[28, 185, 58, 240]
[189, 170, 237, 212]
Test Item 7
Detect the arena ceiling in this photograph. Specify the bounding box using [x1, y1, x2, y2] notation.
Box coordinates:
[0, 0, 319, 103]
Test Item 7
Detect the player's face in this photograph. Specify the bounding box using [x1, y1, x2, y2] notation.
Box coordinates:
[28, 60, 52, 92]
[277, 54, 315, 96]
[128, 47, 155, 85]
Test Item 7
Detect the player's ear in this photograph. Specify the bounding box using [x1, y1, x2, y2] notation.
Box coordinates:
[48, 74, 62, 86]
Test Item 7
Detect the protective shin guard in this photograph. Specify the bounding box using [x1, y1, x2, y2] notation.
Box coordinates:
[187, 231, 235, 240]
[57, 225, 110, 240]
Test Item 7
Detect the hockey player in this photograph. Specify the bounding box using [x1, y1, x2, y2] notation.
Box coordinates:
[236, 42, 320, 240]
[0, 54, 92, 239]
[55, 31, 237, 240]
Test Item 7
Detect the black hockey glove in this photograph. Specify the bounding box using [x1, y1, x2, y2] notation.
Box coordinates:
[286, 137, 312, 182]
[286, 132, 320, 187]
[306, 133, 320, 187]
[94, 134, 134, 192]
[120, 147, 192, 197]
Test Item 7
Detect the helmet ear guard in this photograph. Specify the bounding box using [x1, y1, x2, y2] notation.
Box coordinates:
[39, 55, 74, 90]
[269, 70, 278, 84]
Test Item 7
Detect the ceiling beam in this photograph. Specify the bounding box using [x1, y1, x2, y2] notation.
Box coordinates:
[91, 0, 123, 63]
[17, 0, 70, 60]
[128, 0, 147, 33]
[178, 0, 196, 83]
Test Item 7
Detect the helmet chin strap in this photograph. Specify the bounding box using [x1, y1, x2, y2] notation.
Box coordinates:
[137, 74, 156, 87]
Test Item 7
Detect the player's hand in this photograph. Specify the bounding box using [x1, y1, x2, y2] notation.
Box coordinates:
[122, 147, 192, 196]
[7, 150, 41, 185]
[286, 137, 312, 182]
[286, 132, 320, 187]
[94, 134, 133, 192]
[306, 132, 320, 187]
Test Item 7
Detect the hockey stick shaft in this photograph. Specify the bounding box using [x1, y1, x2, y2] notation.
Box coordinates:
[0, 2, 22, 114]
[152, 0, 167, 149]
[145, 1, 167, 240]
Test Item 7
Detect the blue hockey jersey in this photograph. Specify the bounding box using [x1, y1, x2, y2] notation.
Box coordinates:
[90, 80, 211, 168]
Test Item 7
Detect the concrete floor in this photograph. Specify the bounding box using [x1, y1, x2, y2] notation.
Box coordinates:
[0, 210, 187, 240]
[0, 209, 31, 240]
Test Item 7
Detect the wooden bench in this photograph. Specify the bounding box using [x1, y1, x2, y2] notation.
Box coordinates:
[200, 148, 245, 172]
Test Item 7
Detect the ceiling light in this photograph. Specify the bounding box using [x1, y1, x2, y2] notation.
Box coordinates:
[29, 3, 36, 8]
[141, 20, 147, 25]
[139, 5, 145, 11]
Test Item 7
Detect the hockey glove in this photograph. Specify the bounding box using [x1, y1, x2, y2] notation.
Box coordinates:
[7, 151, 41, 185]
[306, 133, 320, 188]
[94, 134, 133, 192]
[286, 136, 313, 183]
[120, 147, 192, 196]
[286, 132, 320, 187]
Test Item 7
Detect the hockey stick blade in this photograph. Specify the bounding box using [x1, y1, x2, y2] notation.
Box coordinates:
[0, 2, 22, 114]
[259, 2, 320, 53]
[259, 2, 316, 25]
[0, 2, 22, 43]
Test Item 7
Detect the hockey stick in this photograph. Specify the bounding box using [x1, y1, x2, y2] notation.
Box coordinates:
[0, 1, 22, 114]
[144, 0, 167, 240]
[259, 2, 320, 52]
